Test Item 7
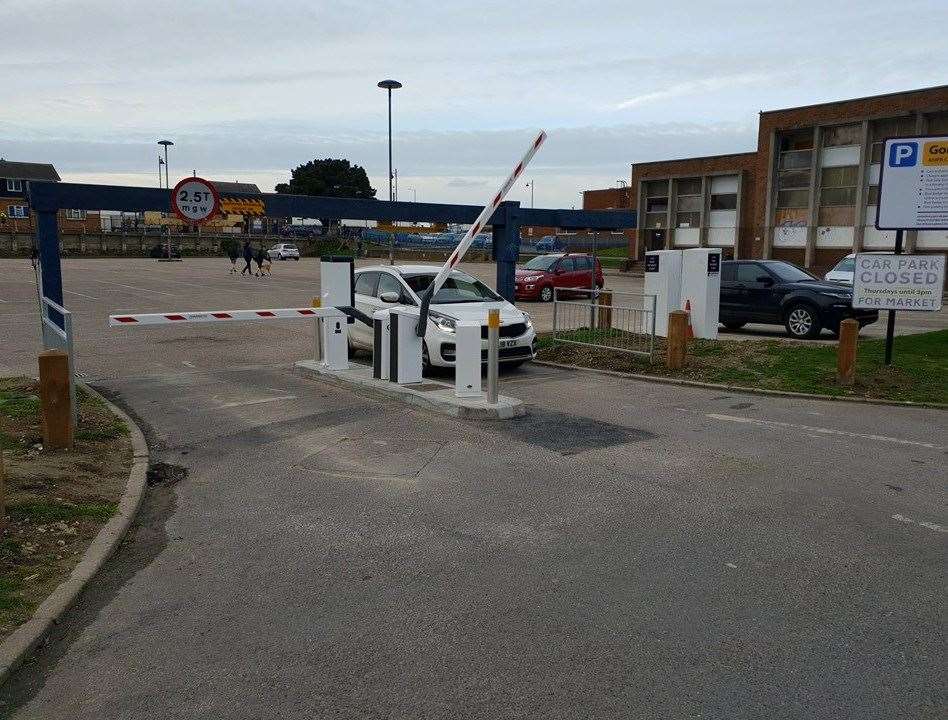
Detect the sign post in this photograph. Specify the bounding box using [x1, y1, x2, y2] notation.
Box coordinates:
[873, 135, 948, 364]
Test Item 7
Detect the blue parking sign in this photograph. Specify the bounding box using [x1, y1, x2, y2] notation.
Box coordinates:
[888, 142, 918, 167]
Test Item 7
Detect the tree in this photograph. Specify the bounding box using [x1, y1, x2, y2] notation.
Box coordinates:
[275, 159, 376, 232]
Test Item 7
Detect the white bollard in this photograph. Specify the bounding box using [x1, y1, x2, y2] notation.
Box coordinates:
[455, 321, 482, 397]
[389, 307, 423, 384]
[321, 313, 349, 370]
[372, 308, 391, 380]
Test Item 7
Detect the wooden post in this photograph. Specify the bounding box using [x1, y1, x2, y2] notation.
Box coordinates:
[38, 349, 74, 450]
[666, 311, 688, 370]
[837, 318, 859, 386]
[597, 290, 613, 329]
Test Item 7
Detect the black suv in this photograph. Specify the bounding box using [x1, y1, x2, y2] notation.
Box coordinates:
[720, 260, 878, 339]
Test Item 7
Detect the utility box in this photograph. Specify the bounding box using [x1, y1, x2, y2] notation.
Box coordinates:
[319, 256, 354, 314]
[372, 309, 391, 381]
[389, 307, 423, 385]
[454, 321, 482, 398]
[680, 248, 721, 340]
[321, 313, 349, 370]
[643, 250, 682, 337]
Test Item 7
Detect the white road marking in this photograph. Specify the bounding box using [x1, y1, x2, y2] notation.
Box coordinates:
[182, 361, 196, 368]
[89, 280, 176, 296]
[64, 289, 100, 300]
[891, 514, 946, 533]
[705, 412, 945, 451]
[216, 395, 296, 409]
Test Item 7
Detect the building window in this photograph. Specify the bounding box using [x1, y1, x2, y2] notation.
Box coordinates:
[819, 166, 857, 206]
[869, 116, 915, 164]
[927, 111, 948, 134]
[644, 179, 669, 229]
[675, 177, 701, 228]
[65, 209, 87, 220]
[7, 205, 29, 218]
[6, 179, 23, 192]
[776, 130, 813, 212]
[867, 186, 879, 206]
[710, 193, 737, 210]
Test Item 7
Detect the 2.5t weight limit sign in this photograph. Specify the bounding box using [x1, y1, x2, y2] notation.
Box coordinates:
[171, 177, 221, 224]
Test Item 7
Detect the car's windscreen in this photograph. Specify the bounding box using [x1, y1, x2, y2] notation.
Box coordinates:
[402, 273, 501, 303]
[767, 261, 818, 282]
[522, 255, 559, 271]
[832, 258, 855, 272]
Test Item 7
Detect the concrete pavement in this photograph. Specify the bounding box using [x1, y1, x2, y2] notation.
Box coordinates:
[1, 361, 944, 718]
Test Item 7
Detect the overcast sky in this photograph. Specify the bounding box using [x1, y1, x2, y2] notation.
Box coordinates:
[2, 0, 946, 209]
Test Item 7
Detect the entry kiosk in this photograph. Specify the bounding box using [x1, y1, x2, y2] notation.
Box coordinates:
[644, 248, 721, 339]
[644, 250, 682, 336]
[681, 248, 721, 340]
[372, 309, 391, 380]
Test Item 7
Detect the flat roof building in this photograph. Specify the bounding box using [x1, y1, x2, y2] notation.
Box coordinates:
[585, 85, 948, 271]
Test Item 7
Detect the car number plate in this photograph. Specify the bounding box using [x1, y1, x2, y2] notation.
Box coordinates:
[499, 339, 518, 349]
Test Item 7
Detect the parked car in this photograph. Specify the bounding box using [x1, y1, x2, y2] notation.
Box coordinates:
[720, 259, 878, 339]
[535, 235, 557, 252]
[823, 251, 889, 284]
[149, 242, 181, 259]
[349, 264, 536, 368]
[515, 253, 603, 302]
[268, 243, 300, 260]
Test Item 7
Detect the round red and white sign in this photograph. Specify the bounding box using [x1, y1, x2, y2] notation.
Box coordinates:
[171, 177, 220, 224]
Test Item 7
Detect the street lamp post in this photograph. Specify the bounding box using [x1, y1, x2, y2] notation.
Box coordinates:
[378, 79, 402, 265]
[158, 140, 174, 189]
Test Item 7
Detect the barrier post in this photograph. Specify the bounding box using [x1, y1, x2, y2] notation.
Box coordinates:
[487, 307, 500, 404]
[38, 349, 73, 450]
[312, 297, 323, 362]
[666, 311, 688, 370]
[837, 318, 859, 386]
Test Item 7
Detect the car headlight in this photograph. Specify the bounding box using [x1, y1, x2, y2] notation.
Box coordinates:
[428, 312, 456, 333]
[522, 312, 532, 328]
[824, 291, 852, 300]
[523, 275, 542, 282]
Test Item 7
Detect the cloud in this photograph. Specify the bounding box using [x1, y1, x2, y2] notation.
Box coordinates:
[613, 73, 775, 111]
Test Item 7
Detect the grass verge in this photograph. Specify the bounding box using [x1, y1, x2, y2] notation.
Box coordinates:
[0, 378, 132, 640]
[537, 329, 947, 405]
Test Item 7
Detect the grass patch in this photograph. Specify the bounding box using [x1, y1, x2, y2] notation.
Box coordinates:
[75, 422, 130, 442]
[9, 501, 118, 524]
[0, 577, 25, 612]
[538, 329, 948, 404]
[0, 391, 39, 419]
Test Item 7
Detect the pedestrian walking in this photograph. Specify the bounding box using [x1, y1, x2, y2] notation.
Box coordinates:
[241, 239, 254, 276]
[255, 245, 270, 277]
[227, 242, 239, 274]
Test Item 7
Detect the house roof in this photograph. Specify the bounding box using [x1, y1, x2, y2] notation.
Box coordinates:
[212, 181, 261, 195]
[0, 160, 61, 182]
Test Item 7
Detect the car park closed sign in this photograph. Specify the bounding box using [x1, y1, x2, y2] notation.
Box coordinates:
[852, 253, 945, 311]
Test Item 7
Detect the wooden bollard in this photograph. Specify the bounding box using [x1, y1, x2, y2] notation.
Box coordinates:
[38, 349, 74, 450]
[837, 318, 859, 386]
[666, 311, 688, 370]
[597, 290, 613, 329]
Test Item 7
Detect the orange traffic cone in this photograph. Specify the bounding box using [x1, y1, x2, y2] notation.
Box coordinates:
[684, 299, 695, 340]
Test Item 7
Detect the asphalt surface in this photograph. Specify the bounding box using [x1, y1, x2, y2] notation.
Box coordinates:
[1, 257, 946, 718]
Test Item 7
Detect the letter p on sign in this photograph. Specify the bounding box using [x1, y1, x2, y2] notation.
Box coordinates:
[889, 142, 918, 167]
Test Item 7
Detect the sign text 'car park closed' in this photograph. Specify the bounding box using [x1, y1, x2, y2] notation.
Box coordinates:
[852, 253, 944, 311]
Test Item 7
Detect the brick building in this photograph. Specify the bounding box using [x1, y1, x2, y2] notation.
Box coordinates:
[0, 159, 104, 234]
[585, 85, 948, 270]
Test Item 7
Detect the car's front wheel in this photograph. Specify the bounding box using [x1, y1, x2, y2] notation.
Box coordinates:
[784, 303, 821, 339]
[539, 285, 554, 302]
[723, 321, 746, 330]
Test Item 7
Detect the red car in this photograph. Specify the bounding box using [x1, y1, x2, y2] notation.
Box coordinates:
[514, 253, 604, 302]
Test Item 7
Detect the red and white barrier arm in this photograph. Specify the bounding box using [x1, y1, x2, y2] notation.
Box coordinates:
[109, 307, 344, 327]
[432, 130, 547, 293]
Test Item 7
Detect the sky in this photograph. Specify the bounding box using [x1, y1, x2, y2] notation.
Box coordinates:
[2, 0, 947, 210]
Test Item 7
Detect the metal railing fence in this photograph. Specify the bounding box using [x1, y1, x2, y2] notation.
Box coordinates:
[552, 287, 656, 358]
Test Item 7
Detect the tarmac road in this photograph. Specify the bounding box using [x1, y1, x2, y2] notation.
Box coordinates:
[2, 365, 945, 718]
[1, 257, 946, 718]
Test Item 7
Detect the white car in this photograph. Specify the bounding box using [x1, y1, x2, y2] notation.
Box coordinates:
[824, 252, 888, 284]
[268, 243, 300, 261]
[348, 264, 536, 368]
